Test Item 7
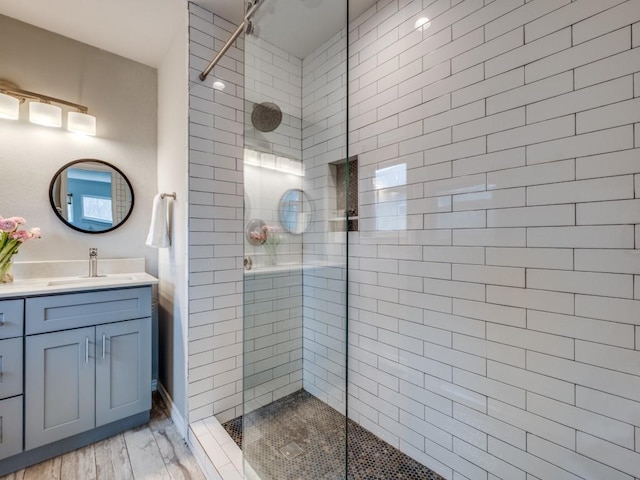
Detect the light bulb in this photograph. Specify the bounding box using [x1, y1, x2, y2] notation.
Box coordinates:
[29, 102, 62, 127]
[0, 92, 19, 120]
[68, 111, 97, 136]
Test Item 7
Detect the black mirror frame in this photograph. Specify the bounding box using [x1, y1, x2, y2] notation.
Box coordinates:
[49, 159, 135, 234]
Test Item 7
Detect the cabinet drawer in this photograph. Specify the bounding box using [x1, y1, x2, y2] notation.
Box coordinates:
[0, 338, 23, 399]
[0, 299, 24, 339]
[0, 396, 23, 460]
[26, 287, 151, 335]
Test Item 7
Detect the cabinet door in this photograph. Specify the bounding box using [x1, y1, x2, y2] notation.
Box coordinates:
[0, 299, 23, 339]
[95, 318, 151, 427]
[0, 396, 23, 460]
[25, 327, 95, 450]
[0, 337, 23, 399]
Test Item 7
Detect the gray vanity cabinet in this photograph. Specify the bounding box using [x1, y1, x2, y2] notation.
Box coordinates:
[0, 299, 24, 461]
[23, 287, 152, 451]
[0, 338, 23, 401]
[25, 326, 95, 450]
[95, 318, 151, 426]
[0, 397, 23, 460]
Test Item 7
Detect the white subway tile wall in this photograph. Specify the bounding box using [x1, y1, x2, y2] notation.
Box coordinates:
[242, 31, 306, 415]
[188, 3, 245, 423]
[188, 3, 308, 424]
[301, 27, 349, 414]
[341, 0, 640, 479]
[188, 0, 640, 478]
[242, 268, 304, 413]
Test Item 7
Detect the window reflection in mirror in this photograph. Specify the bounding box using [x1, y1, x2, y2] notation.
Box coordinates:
[49, 160, 134, 233]
[279, 189, 312, 235]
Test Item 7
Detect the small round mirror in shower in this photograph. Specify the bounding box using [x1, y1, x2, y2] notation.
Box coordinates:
[251, 102, 282, 132]
[279, 189, 312, 235]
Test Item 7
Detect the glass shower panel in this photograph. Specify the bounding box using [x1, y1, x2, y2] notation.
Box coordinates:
[239, 1, 348, 478]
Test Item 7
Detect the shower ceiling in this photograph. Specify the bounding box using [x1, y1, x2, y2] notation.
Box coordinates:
[197, 0, 378, 59]
[0, 0, 376, 67]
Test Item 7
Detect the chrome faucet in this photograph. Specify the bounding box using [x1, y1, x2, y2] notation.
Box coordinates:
[89, 248, 98, 277]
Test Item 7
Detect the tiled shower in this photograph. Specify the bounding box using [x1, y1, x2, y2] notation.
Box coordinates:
[186, 0, 640, 479]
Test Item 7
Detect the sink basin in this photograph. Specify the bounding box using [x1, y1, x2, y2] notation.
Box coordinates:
[47, 275, 135, 286]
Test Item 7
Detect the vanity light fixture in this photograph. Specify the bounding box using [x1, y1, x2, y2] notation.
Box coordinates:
[0, 80, 97, 136]
[29, 102, 62, 127]
[0, 92, 19, 119]
[67, 111, 97, 135]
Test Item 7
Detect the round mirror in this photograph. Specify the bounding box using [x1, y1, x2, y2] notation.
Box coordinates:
[279, 189, 312, 234]
[49, 159, 134, 234]
[245, 218, 266, 245]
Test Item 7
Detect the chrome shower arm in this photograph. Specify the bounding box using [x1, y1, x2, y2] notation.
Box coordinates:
[198, 22, 245, 81]
[199, 0, 263, 82]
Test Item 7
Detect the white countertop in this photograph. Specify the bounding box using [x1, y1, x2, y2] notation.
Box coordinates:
[0, 272, 158, 299]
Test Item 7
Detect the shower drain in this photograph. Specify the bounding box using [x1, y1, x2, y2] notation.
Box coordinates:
[279, 441, 305, 460]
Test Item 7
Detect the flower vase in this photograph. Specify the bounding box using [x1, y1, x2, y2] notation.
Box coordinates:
[264, 244, 278, 267]
[0, 256, 14, 284]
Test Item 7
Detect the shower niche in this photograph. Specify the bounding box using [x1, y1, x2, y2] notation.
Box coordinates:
[329, 157, 358, 232]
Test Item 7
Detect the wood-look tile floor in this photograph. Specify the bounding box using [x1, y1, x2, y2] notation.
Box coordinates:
[1, 394, 206, 480]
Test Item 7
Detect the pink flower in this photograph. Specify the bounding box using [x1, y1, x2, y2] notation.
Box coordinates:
[250, 231, 266, 244]
[0, 216, 41, 269]
[0, 219, 17, 232]
[10, 230, 30, 242]
[250, 224, 281, 247]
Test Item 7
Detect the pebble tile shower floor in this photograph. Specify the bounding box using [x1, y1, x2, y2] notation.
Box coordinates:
[223, 390, 444, 480]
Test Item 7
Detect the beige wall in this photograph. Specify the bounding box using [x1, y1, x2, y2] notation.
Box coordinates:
[0, 15, 158, 275]
[157, 9, 190, 429]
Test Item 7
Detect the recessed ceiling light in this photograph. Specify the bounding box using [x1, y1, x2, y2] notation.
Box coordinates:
[212, 80, 225, 91]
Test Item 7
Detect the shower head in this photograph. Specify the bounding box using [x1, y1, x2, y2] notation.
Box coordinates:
[251, 102, 282, 132]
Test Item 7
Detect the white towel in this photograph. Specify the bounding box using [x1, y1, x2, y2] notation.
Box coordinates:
[145, 194, 171, 248]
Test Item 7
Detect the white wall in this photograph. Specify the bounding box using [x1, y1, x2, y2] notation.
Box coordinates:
[243, 166, 305, 414]
[187, 3, 245, 423]
[157, 7, 190, 428]
[0, 15, 158, 276]
[343, 1, 640, 479]
[242, 36, 306, 413]
[301, 28, 349, 413]
[187, 2, 310, 422]
[187, 1, 640, 478]
[244, 33, 304, 269]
